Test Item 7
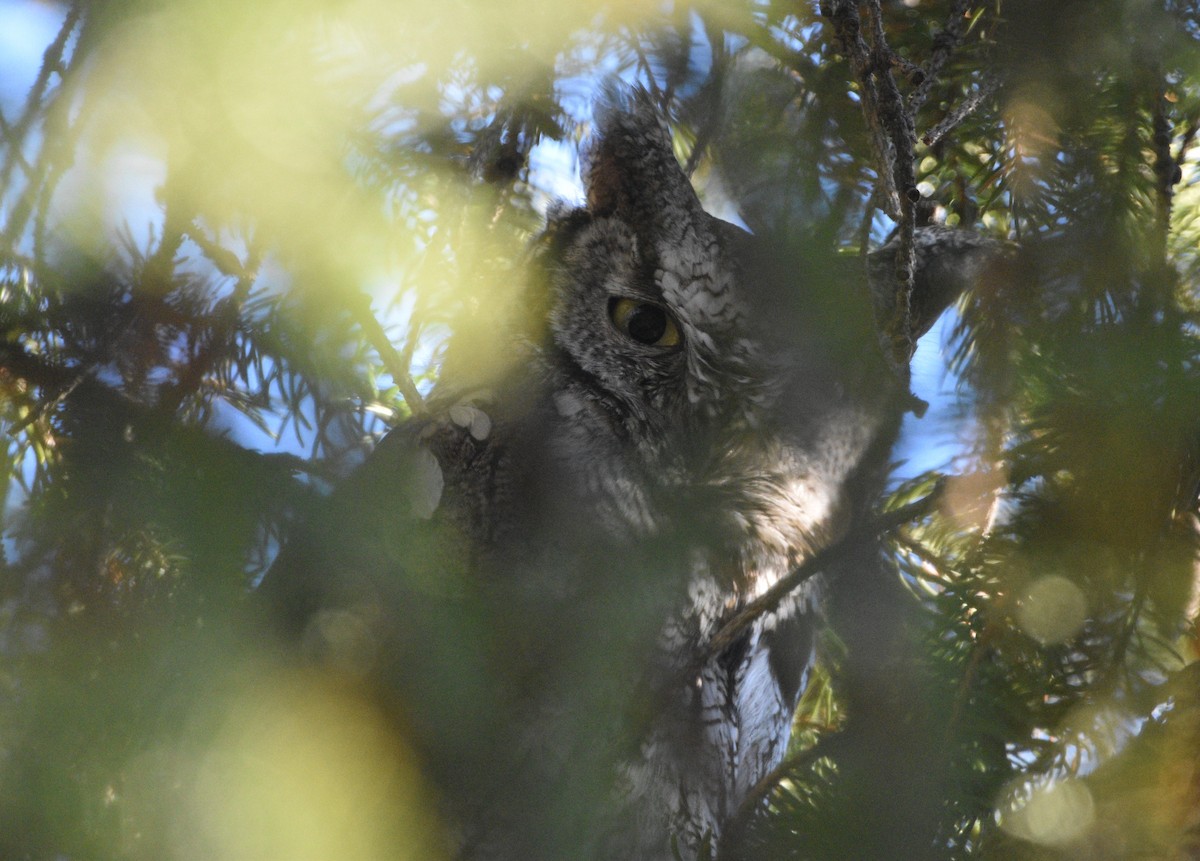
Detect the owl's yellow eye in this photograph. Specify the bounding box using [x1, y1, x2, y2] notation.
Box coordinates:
[608, 298, 681, 348]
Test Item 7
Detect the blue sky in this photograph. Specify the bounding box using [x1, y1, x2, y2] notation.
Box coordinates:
[0, 0, 68, 114]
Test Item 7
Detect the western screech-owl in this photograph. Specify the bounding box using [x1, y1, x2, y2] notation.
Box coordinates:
[264, 90, 997, 860]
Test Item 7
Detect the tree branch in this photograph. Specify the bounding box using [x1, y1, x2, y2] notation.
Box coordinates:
[0, 4, 84, 250]
[705, 479, 946, 664]
[716, 733, 850, 859]
[921, 73, 998, 146]
[823, 0, 923, 362]
[348, 291, 427, 416]
[823, 0, 901, 218]
[908, 0, 978, 116]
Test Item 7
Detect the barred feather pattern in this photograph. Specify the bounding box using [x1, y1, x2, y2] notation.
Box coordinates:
[432, 92, 1000, 860]
[269, 89, 1001, 861]
[438, 93, 895, 860]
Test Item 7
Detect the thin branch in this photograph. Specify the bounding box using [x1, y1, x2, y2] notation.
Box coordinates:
[706, 541, 835, 662]
[1111, 582, 1148, 679]
[705, 480, 946, 663]
[855, 184, 882, 259]
[863, 0, 918, 200]
[188, 220, 258, 291]
[628, 32, 667, 105]
[0, 4, 81, 187]
[683, 105, 718, 178]
[823, 0, 901, 218]
[909, 0, 978, 116]
[683, 25, 728, 178]
[349, 292, 427, 416]
[0, 339, 91, 435]
[0, 4, 83, 247]
[888, 51, 924, 84]
[877, 477, 948, 531]
[863, 1, 919, 364]
[823, 1, 925, 361]
[259, 451, 341, 483]
[1145, 68, 1186, 317]
[1175, 116, 1199, 167]
[0, 111, 33, 177]
[921, 74, 999, 147]
[716, 733, 849, 859]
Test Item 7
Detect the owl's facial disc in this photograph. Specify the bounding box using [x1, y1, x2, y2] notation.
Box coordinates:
[608, 297, 682, 349]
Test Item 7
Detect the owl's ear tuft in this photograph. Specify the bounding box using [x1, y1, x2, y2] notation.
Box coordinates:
[585, 144, 626, 217]
[583, 84, 700, 223]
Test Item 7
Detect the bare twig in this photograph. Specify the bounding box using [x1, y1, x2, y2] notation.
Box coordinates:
[888, 51, 924, 84]
[0, 4, 81, 188]
[0, 111, 33, 177]
[909, 0, 978, 115]
[682, 19, 729, 178]
[921, 74, 998, 146]
[0, 4, 83, 247]
[876, 477, 948, 530]
[259, 451, 341, 483]
[628, 32, 668, 106]
[707, 540, 835, 661]
[349, 292, 427, 416]
[823, 1, 1000, 363]
[854, 185, 882, 261]
[862, 0, 918, 194]
[705, 479, 945, 663]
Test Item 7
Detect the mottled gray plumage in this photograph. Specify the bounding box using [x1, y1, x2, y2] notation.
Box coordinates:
[264, 90, 999, 861]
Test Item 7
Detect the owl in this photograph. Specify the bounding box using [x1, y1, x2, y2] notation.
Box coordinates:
[263, 90, 998, 861]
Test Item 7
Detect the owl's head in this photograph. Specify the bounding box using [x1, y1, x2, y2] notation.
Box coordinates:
[521, 90, 995, 560]
[539, 91, 889, 475]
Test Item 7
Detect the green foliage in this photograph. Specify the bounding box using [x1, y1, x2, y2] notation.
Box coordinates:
[1, 0, 1199, 858]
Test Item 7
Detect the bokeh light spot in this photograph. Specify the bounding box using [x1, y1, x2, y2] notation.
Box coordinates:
[998, 776, 1096, 846]
[188, 667, 444, 861]
[1017, 574, 1088, 645]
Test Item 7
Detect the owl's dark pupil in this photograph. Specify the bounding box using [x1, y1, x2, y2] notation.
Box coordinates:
[625, 304, 668, 344]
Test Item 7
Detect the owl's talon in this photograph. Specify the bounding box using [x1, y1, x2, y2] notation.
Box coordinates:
[449, 402, 492, 441]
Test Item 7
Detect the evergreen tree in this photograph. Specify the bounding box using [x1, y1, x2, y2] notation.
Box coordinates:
[1, 1, 1197, 858]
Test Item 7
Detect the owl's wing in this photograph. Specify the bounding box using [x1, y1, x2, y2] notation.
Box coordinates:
[259, 393, 527, 640]
[260, 392, 641, 847]
[259, 403, 549, 840]
[262, 422, 440, 637]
